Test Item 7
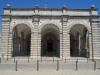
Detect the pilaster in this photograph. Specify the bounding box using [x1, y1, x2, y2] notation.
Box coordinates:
[89, 33, 93, 59]
[1, 16, 11, 59]
[61, 16, 70, 59]
[31, 15, 40, 59]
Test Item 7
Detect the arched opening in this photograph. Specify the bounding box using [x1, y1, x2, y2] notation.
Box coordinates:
[41, 24, 60, 57]
[70, 24, 89, 57]
[12, 24, 31, 57]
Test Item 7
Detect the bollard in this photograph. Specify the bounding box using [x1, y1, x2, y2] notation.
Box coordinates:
[0, 58, 1, 63]
[94, 61, 96, 71]
[87, 58, 88, 63]
[37, 60, 39, 71]
[14, 56, 15, 63]
[77, 58, 78, 62]
[76, 61, 78, 71]
[57, 60, 59, 71]
[46, 52, 47, 58]
[53, 52, 54, 63]
[15, 60, 18, 71]
[28, 56, 29, 63]
[65, 58, 66, 63]
[53, 56, 54, 63]
[41, 56, 42, 63]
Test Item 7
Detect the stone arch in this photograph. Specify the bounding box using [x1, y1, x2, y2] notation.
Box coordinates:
[41, 24, 60, 38]
[39, 21, 62, 33]
[41, 22, 60, 57]
[67, 22, 91, 33]
[69, 24, 89, 57]
[10, 22, 34, 33]
[12, 23, 32, 57]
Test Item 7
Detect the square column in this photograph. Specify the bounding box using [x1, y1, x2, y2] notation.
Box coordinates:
[89, 33, 93, 59]
[62, 33, 70, 59]
[37, 33, 41, 59]
[30, 15, 40, 59]
[30, 32, 41, 59]
[8, 33, 13, 59]
[61, 16, 70, 59]
[1, 18, 11, 59]
[60, 33, 63, 59]
[63, 33, 70, 59]
[30, 32, 38, 58]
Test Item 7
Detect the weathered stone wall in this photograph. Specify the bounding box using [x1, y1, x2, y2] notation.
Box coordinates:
[0, 16, 11, 59]
[91, 20, 100, 59]
[0, 33, 1, 50]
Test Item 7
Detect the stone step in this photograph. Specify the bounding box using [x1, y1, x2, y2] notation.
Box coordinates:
[12, 57, 31, 60]
[65, 57, 89, 62]
[39, 57, 61, 61]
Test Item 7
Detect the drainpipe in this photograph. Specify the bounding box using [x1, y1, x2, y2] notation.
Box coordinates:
[90, 18, 94, 61]
[61, 18, 63, 60]
[90, 5, 94, 61]
[7, 16, 11, 60]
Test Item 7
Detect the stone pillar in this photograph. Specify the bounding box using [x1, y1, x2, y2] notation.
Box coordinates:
[60, 33, 70, 59]
[8, 33, 13, 58]
[60, 33, 63, 58]
[30, 33, 34, 58]
[91, 22, 100, 59]
[37, 33, 41, 59]
[65, 33, 70, 59]
[79, 34, 81, 56]
[31, 30, 39, 59]
[81, 37, 86, 57]
[31, 32, 39, 58]
[1, 22, 11, 59]
[31, 15, 40, 59]
[88, 33, 93, 59]
[1, 17, 11, 59]
[90, 5, 100, 59]
[85, 35, 88, 57]
[0, 4, 12, 59]
[61, 16, 70, 59]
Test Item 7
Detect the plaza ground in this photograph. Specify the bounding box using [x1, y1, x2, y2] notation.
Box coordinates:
[0, 58, 100, 75]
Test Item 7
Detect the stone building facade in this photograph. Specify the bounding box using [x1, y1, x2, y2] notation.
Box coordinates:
[0, 4, 100, 60]
[0, 33, 1, 48]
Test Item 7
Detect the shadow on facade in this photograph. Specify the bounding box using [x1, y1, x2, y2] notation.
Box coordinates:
[12, 24, 31, 57]
[41, 24, 60, 57]
[70, 24, 89, 57]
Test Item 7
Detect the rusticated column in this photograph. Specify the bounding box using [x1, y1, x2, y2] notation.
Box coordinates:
[30, 15, 40, 59]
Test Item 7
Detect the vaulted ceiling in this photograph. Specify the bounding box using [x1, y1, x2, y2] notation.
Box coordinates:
[14, 24, 31, 38]
[70, 24, 87, 38]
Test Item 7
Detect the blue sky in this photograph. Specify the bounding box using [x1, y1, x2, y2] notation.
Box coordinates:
[0, 0, 100, 32]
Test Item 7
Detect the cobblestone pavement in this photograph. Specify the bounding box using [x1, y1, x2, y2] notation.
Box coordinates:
[0, 58, 100, 75]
